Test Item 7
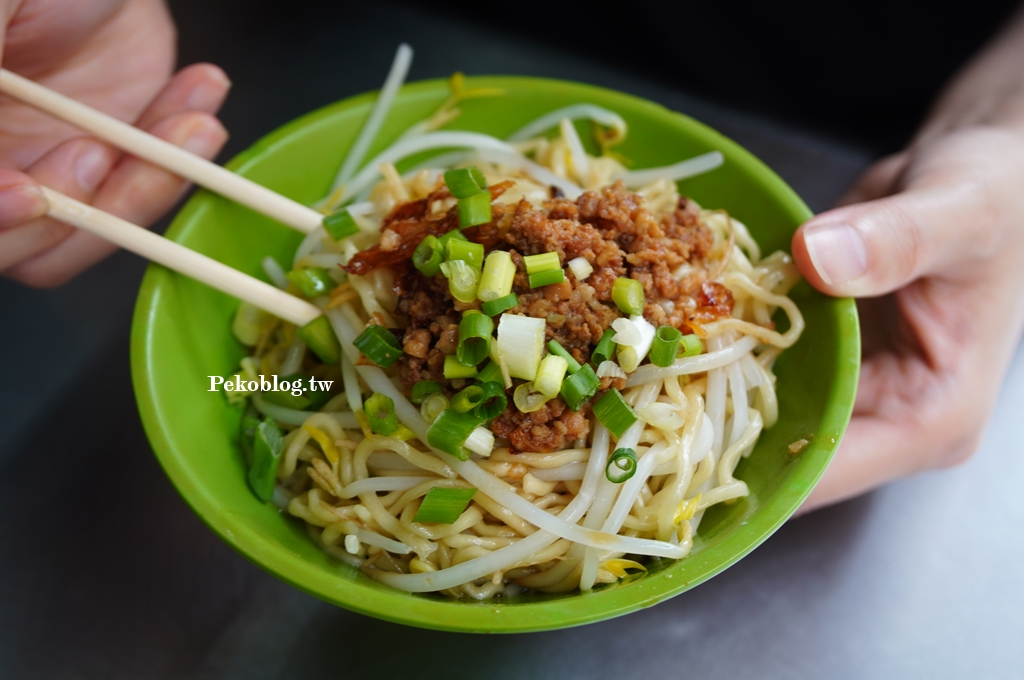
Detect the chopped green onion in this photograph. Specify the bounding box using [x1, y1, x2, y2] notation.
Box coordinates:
[475, 360, 502, 385]
[472, 381, 507, 420]
[450, 385, 486, 413]
[427, 409, 483, 459]
[566, 256, 593, 281]
[248, 419, 284, 501]
[440, 259, 480, 302]
[477, 250, 516, 302]
[287, 267, 336, 298]
[410, 381, 443, 404]
[420, 393, 449, 423]
[514, 382, 549, 413]
[232, 301, 267, 346]
[560, 364, 600, 411]
[457, 311, 493, 367]
[650, 325, 683, 367]
[496, 314, 545, 380]
[592, 328, 617, 367]
[457, 191, 492, 227]
[680, 334, 703, 357]
[443, 166, 488, 199]
[239, 404, 260, 465]
[593, 388, 637, 438]
[438, 229, 468, 248]
[353, 325, 404, 368]
[322, 208, 359, 240]
[446, 238, 484, 270]
[444, 354, 478, 379]
[481, 293, 518, 317]
[523, 252, 561, 275]
[413, 235, 443, 277]
[615, 315, 656, 373]
[297, 315, 341, 364]
[546, 339, 582, 374]
[605, 448, 638, 483]
[612, 277, 645, 316]
[364, 392, 398, 436]
[528, 268, 565, 288]
[414, 487, 478, 524]
[535, 354, 568, 399]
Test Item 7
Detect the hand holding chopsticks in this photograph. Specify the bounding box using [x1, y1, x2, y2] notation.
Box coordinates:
[1, 68, 344, 362]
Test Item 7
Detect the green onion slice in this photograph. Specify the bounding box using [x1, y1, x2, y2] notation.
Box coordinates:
[611, 277, 645, 316]
[481, 293, 518, 317]
[413, 487, 478, 524]
[546, 339, 582, 374]
[650, 325, 683, 367]
[475, 360, 502, 385]
[605, 447, 638, 483]
[420, 393, 449, 423]
[535, 354, 568, 399]
[478, 250, 516, 302]
[439, 259, 480, 303]
[680, 334, 703, 357]
[297, 315, 341, 364]
[457, 311, 493, 367]
[528, 268, 565, 288]
[353, 325, 404, 368]
[444, 354, 478, 379]
[446, 238, 484, 271]
[413, 235, 443, 277]
[427, 409, 483, 460]
[457, 191, 492, 228]
[592, 328, 617, 367]
[364, 392, 398, 436]
[523, 252, 560, 275]
[514, 382, 549, 413]
[438, 229, 468, 248]
[248, 419, 284, 502]
[322, 208, 359, 241]
[560, 364, 600, 411]
[472, 381, 507, 420]
[286, 267, 336, 298]
[443, 166, 488, 199]
[450, 385, 486, 414]
[592, 388, 637, 438]
[410, 380, 443, 404]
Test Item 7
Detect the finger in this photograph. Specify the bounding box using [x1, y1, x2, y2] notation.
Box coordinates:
[133, 63, 231, 130]
[790, 178, 984, 298]
[96, 111, 228, 224]
[0, 169, 47, 230]
[6, 112, 227, 287]
[833, 152, 909, 207]
[0, 138, 116, 275]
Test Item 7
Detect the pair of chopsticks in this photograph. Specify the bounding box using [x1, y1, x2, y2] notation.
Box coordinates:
[0, 68, 325, 327]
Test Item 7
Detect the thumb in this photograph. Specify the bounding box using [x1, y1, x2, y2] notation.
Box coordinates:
[791, 179, 981, 297]
[0, 168, 48, 230]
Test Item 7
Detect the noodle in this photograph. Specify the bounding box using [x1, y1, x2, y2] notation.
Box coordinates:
[230, 87, 805, 598]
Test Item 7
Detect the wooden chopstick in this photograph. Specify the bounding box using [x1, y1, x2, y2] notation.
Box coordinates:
[41, 186, 321, 327]
[0, 68, 324, 234]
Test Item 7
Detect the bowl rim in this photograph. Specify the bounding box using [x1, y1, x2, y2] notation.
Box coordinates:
[131, 75, 860, 633]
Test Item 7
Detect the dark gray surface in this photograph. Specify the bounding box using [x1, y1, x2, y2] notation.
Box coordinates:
[1, 2, 1021, 678]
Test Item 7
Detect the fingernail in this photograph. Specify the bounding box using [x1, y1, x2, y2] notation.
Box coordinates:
[803, 223, 867, 285]
[185, 67, 231, 110]
[75, 143, 112, 192]
[0, 183, 46, 228]
[181, 119, 226, 156]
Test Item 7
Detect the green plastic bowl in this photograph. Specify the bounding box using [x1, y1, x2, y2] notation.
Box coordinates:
[131, 76, 859, 633]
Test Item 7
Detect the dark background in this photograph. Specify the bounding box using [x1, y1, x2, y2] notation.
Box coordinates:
[1, 1, 1022, 678]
